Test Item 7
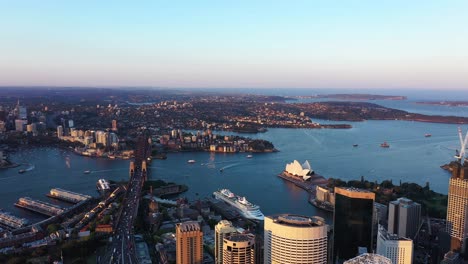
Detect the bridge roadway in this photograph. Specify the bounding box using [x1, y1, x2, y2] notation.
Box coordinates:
[102, 134, 151, 264]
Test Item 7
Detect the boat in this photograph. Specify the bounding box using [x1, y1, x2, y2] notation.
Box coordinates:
[353, 144, 359, 147]
[246, 155, 253, 158]
[83, 170, 91, 174]
[213, 189, 264, 221]
[96, 179, 111, 194]
[219, 168, 224, 172]
[425, 134, 432, 137]
[187, 160, 196, 164]
[380, 142, 390, 148]
[18, 169, 26, 174]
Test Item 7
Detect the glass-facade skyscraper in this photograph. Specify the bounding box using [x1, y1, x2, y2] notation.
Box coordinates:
[333, 187, 375, 262]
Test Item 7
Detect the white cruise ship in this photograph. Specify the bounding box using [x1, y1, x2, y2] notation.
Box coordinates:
[213, 189, 264, 221]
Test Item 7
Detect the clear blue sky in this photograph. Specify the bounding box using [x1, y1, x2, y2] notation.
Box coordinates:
[0, 1, 467, 89]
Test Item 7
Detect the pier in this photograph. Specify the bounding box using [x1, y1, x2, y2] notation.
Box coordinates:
[47, 188, 92, 204]
[0, 211, 29, 229]
[15, 197, 65, 217]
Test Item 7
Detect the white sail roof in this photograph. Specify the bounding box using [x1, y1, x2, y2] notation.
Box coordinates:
[285, 160, 314, 180]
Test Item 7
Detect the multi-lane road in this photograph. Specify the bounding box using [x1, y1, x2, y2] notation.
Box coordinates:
[102, 134, 151, 264]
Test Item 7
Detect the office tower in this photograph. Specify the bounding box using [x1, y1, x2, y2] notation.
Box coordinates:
[215, 220, 238, 264]
[0, 121, 6, 132]
[68, 119, 74, 128]
[264, 214, 328, 264]
[112, 119, 118, 131]
[446, 161, 468, 252]
[333, 187, 375, 262]
[222, 233, 255, 264]
[19, 106, 27, 119]
[57, 125, 63, 138]
[15, 119, 27, 132]
[343, 253, 392, 264]
[376, 226, 413, 264]
[175, 221, 203, 264]
[441, 251, 462, 264]
[388, 197, 421, 239]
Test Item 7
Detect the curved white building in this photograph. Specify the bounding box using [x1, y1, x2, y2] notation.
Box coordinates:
[264, 214, 328, 264]
[215, 220, 238, 264]
[284, 160, 314, 180]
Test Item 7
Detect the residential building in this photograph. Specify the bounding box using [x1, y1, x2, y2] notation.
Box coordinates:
[176, 221, 203, 264]
[222, 233, 255, 264]
[446, 161, 468, 252]
[215, 220, 238, 264]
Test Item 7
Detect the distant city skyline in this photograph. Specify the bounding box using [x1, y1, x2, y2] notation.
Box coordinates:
[0, 1, 467, 89]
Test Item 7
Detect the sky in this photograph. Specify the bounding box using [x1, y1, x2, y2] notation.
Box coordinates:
[0, 1, 467, 89]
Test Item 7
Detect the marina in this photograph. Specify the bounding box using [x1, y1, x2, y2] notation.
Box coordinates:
[15, 197, 65, 217]
[47, 188, 92, 204]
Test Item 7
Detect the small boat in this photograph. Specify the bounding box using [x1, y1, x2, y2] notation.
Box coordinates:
[220, 168, 224, 172]
[425, 134, 432, 137]
[353, 144, 359, 147]
[187, 160, 196, 164]
[83, 170, 91, 174]
[246, 155, 253, 158]
[380, 142, 390, 148]
[18, 169, 26, 174]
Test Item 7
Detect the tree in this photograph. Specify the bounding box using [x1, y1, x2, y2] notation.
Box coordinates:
[47, 224, 59, 234]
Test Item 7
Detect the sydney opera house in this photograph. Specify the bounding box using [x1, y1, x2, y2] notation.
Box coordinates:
[284, 160, 314, 180]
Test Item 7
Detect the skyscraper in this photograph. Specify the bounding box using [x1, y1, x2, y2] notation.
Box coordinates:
[446, 161, 468, 252]
[215, 220, 238, 264]
[264, 214, 328, 264]
[176, 221, 203, 264]
[112, 119, 118, 131]
[388, 197, 421, 239]
[343, 253, 392, 264]
[333, 187, 375, 262]
[57, 125, 63, 138]
[376, 226, 413, 264]
[222, 233, 255, 264]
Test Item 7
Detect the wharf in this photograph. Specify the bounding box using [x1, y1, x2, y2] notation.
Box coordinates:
[47, 188, 92, 204]
[277, 172, 328, 193]
[15, 197, 65, 217]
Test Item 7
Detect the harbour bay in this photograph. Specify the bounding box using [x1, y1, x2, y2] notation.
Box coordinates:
[1, 118, 465, 224]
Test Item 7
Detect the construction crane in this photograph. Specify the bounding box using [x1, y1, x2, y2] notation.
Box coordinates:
[454, 127, 468, 164]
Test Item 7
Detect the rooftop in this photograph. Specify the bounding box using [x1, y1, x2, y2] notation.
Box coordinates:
[177, 221, 201, 232]
[344, 253, 392, 264]
[270, 214, 326, 227]
[225, 233, 255, 242]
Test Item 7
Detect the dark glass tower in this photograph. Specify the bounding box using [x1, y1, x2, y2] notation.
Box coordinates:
[333, 187, 375, 263]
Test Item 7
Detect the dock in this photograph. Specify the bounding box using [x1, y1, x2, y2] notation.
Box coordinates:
[0, 211, 29, 229]
[277, 172, 328, 193]
[47, 188, 92, 204]
[15, 197, 65, 217]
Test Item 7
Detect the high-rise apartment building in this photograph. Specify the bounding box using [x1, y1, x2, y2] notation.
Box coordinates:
[222, 233, 255, 264]
[215, 220, 238, 264]
[446, 161, 468, 252]
[376, 226, 413, 264]
[333, 187, 375, 262]
[388, 197, 421, 239]
[264, 214, 328, 264]
[175, 221, 203, 264]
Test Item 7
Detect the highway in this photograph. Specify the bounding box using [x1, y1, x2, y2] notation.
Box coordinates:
[102, 134, 151, 264]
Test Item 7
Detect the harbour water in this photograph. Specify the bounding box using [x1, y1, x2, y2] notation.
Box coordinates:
[0, 95, 467, 224]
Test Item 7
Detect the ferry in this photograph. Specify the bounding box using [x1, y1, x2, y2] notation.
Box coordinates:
[425, 134, 432, 137]
[18, 169, 26, 174]
[246, 154, 253, 158]
[83, 170, 91, 174]
[353, 144, 359, 147]
[213, 189, 264, 221]
[380, 142, 390, 148]
[187, 160, 196, 164]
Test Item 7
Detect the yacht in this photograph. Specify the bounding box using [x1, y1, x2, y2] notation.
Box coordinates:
[187, 160, 196, 164]
[213, 189, 264, 221]
[246, 154, 253, 158]
[83, 170, 91, 174]
[380, 142, 390, 148]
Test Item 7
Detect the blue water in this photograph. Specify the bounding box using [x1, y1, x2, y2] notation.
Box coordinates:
[1, 90, 468, 225]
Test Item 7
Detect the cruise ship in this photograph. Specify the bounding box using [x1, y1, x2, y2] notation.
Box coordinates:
[213, 189, 264, 221]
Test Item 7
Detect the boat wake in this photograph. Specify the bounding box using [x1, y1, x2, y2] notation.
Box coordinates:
[219, 163, 240, 172]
